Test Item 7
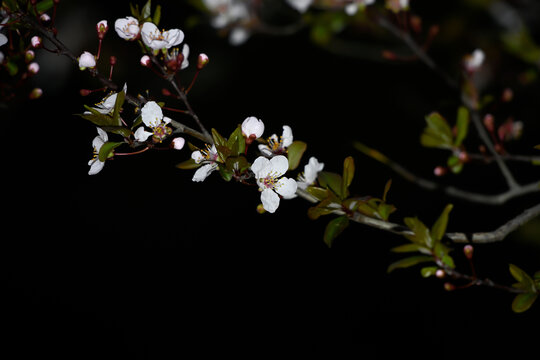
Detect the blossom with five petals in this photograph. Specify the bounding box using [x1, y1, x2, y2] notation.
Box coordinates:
[251, 155, 297, 213]
[191, 144, 220, 182]
[134, 101, 172, 142]
[297, 157, 324, 190]
[258, 125, 293, 157]
[114, 16, 140, 40]
[88, 127, 108, 175]
[141, 22, 184, 50]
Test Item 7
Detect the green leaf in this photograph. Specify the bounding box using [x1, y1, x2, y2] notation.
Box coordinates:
[153, 4, 162, 26]
[511, 292, 538, 313]
[509, 264, 536, 291]
[441, 254, 455, 269]
[454, 106, 469, 146]
[421, 266, 439, 278]
[431, 204, 453, 243]
[287, 141, 307, 171]
[98, 141, 123, 162]
[176, 158, 200, 170]
[227, 126, 245, 157]
[141, 0, 152, 19]
[403, 217, 432, 248]
[382, 179, 392, 202]
[323, 216, 349, 248]
[111, 89, 125, 126]
[390, 243, 430, 254]
[377, 203, 396, 221]
[78, 106, 116, 127]
[305, 186, 330, 202]
[100, 126, 132, 138]
[342, 156, 355, 198]
[225, 156, 250, 174]
[36, 0, 54, 13]
[218, 165, 233, 182]
[212, 128, 227, 147]
[447, 155, 464, 174]
[387, 255, 434, 273]
[421, 112, 453, 149]
[318, 171, 343, 199]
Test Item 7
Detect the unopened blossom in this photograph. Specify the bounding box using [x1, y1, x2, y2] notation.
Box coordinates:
[27, 62, 39, 75]
[25, 50, 35, 62]
[78, 51, 96, 70]
[286, 0, 313, 13]
[251, 155, 297, 213]
[345, 0, 376, 16]
[141, 22, 184, 50]
[297, 157, 324, 190]
[31, 36, 42, 48]
[96, 20, 108, 39]
[29, 87, 43, 99]
[197, 53, 209, 70]
[258, 125, 293, 157]
[114, 16, 140, 40]
[192, 144, 220, 182]
[140, 55, 151, 67]
[88, 127, 108, 175]
[241, 116, 264, 142]
[172, 137, 186, 150]
[463, 49, 485, 72]
[40, 13, 51, 22]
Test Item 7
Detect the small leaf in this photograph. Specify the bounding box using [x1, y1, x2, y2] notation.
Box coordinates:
[98, 141, 123, 162]
[382, 179, 392, 202]
[153, 4, 161, 26]
[318, 171, 344, 199]
[287, 141, 307, 171]
[227, 126, 245, 156]
[176, 158, 200, 170]
[447, 155, 464, 174]
[454, 106, 469, 146]
[441, 254, 455, 269]
[511, 292, 538, 313]
[323, 216, 349, 248]
[305, 186, 330, 202]
[111, 89, 125, 126]
[390, 243, 430, 254]
[100, 126, 132, 138]
[421, 112, 453, 149]
[403, 217, 432, 247]
[431, 204, 453, 243]
[509, 264, 536, 291]
[36, 0, 54, 13]
[141, 0, 152, 19]
[342, 156, 355, 198]
[218, 165, 233, 182]
[387, 255, 433, 273]
[211, 128, 227, 147]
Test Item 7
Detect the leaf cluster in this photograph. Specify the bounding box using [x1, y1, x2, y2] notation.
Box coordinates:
[509, 264, 540, 313]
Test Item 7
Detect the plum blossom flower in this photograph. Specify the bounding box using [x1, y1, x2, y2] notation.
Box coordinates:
[345, 0, 376, 16]
[251, 155, 297, 213]
[78, 51, 96, 70]
[141, 22, 184, 50]
[286, 0, 313, 13]
[30, 36, 42, 48]
[202, 0, 251, 45]
[134, 101, 172, 142]
[96, 20, 108, 39]
[114, 16, 140, 40]
[463, 49, 485, 72]
[172, 137, 186, 150]
[88, 127, 108, 175]
[86, 84, 127, 114]
[297, 157, 325, 190]
[258, 125, 293, 157]
[191, 144, 220, 182]
[241, 116, 264, 142]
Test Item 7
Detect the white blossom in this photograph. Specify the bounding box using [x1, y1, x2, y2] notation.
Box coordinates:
[78, 51, 96, 70]
[464, 49, 485, 72]
[258, 125, 293, 157]
[241, 116, 265, 140]
[191, 144, 219, 182]
[251, 155, 297, 213]
[141, 22, 184, 50]
[172, 137, 186, 150]
[114, 16, 140, 40]
[202, 0, 251, 45]
[86, 84, 127, 115]
[297, 157, 325, 190]
[141, 101, 171, 128]
[88, 127, 108, 175]
[134, 126, 153, 142]
[0, 33, 6, 47]
[286, 0, 313, 13]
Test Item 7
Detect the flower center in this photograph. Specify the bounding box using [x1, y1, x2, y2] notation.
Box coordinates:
[148, 30, 166, 42]
[199, 144, 218, 162]
[261, 172, 280, 189]
[267, 136, 287, 154]
[152, 124, 172, 142]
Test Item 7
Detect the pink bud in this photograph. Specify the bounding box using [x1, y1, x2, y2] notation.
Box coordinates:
[463, 245, 474, 260]
[197, 53, 209, 70]
[501, 88, 513, 103]
[444, 282, 456, 291]
[435, 269, 445, 279]
[483, 114, 494, 132]
[109, 55, 117, 66]
[458, 151, 470, 163]
[29, 88, 43, 99]
[140, 55, 151, 67]
[434, 166, 447, 177]
[25, 50, 35, 63]
[27, 62, 40, 75]
[96, 20, 108, 39]
[40, 13, 51, 23]
[31, 36, 42, 48]
[171, 137, 185, 150]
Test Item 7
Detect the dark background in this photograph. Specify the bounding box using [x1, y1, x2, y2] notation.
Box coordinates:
[3, 0, 540, 358]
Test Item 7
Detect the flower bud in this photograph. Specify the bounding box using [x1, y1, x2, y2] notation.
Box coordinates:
[483, 114, 494, 132]
[463, 245, 474, 260]
[458, 151, 470, 163]
[381, 50, 397, 60]
[256, 204, 266, 214]
[435, 269, 445, 279]
[140, 55, 151, 67]
[25, 50, 35, 63]
[434, 166, 447, 177]
[29, 87, 43, 99]
[96, 20, 108, 40]
[40, 13, 51, 23]
[31, 36, 42, 48]
[171, 137, 186, 150]
[197, 53, 209, 70]
[78, 51, 96, 70]
[501, 88, 513, 103]
[80, 89, 92, 96]
[27, 62, 40, 75]
[109, 55, 117, 66]
[241, 116, 264, 144]
[443, 282, 456, 291]
[463, 49, 485, 73]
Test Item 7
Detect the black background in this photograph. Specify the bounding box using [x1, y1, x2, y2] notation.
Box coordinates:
[3, 0, 540, 358]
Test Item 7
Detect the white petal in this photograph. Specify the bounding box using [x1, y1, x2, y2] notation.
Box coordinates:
[281, 125, 293, 147]
[275, 177, 297, 199]
[260, 189, 280, 213]
[192, 163, 217, 182]
[134, 127, 153, 142]
[163, 28, 185, 48]
[251, 156, 270, 177]
[141, 101, 163, 127]
[114, 17, 139, 40]
[96, 127, 108, 142]
[286, 0, 313, 13]
[269, 155, 289, 177]
[88, 159, 105, 175]
[191, 150, 204, 163]
[229, 27, 249, 46]
[0, 33, 7, 47]
[241, 116, 264, 138]
[258, 145, 273, 158]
